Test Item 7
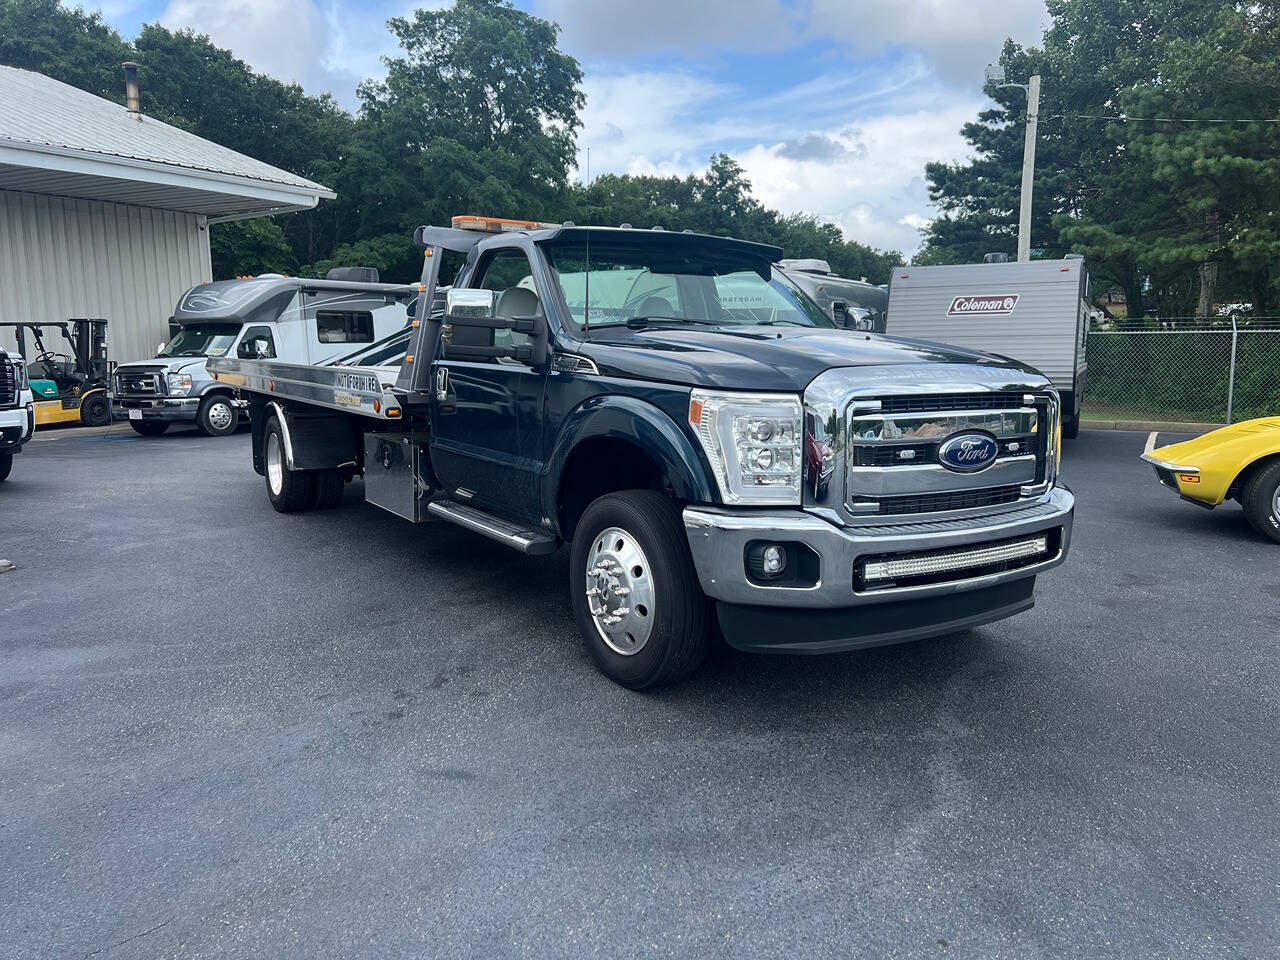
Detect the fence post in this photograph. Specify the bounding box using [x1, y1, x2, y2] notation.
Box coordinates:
[1226, 316, 1238, 425]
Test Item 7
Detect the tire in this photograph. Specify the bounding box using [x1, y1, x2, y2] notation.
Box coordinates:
[1241, 460, 1280, 544]
[1062, 413, 1080, 440]
[129, 420, 170, 436]
[570, 490, 709, 689]
[0, 452, 11, 482]
[79, 392, 110, 427]
[196, 394, 238, 437]
[311, 469, 345, 509]
[263, 415, 314, 512]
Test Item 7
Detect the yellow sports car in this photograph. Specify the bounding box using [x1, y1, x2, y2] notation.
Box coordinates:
[1141, 417, 1280, 543]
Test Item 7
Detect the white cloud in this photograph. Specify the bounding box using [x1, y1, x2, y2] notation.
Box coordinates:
[538, 0, 1047, 89]
[533, 0, 802, 56]
[807, 0, 1048, 87]
[159, 0, 367, 106]
[737, 102, 979, 256]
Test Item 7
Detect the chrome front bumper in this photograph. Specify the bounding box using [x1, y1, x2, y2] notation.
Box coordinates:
[683, 486, 1074, 608]
[112, 396, 199, 421]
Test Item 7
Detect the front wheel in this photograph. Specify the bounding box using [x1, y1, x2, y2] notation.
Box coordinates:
[263, 415, 314, 512]
[0, 452, 11, 482]
[129, 420, 170, 436]
[80, 392, 110, 427]
[197, 395, 238, 437]
[1242, 460, 1280, 543]
[570, 490, 709, 689]
[1061, 413, 1080, 440]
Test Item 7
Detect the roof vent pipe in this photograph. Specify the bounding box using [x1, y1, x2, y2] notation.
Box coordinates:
[122, 62, 140, 115]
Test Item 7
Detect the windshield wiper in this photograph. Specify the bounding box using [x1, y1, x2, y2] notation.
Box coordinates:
[755, 319, 811, 327]
[625, 315, 722, 329]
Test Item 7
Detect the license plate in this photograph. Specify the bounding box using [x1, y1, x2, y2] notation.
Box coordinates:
[128, 408, 142, 421]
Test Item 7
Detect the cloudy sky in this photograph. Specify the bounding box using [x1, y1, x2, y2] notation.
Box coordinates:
[100, 0, 1049, 256]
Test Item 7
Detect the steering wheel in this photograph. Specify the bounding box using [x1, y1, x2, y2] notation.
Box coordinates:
[37, 350, 74, 367]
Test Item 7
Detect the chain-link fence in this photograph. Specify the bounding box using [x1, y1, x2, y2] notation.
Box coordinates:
[1086, 319, 1280, 424]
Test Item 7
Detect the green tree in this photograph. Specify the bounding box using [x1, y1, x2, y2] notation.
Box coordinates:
[0, 0, 131, 102]
[210, 219, 294, 277]
[356, 0, 584, 237]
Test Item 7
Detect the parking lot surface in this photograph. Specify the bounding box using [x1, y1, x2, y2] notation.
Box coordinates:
[2, 425, 1277, 958]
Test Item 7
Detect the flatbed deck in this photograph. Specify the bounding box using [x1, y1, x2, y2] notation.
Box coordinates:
[209, 356, 407, 421]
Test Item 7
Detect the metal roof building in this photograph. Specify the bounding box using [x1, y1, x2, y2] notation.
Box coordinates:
[0, 63, 335, 363]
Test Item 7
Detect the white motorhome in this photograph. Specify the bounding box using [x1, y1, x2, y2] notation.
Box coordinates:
[886, 257, 1090, 437]
[112, 269, 415, 436]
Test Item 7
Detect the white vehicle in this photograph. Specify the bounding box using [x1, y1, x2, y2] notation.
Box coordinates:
[0, 347, 35, 481]
[112, 268, 416, 436]
[886, 257, 1090, 438]
[779, 259, 888, 332]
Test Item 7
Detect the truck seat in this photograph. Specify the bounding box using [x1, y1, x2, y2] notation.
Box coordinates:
[496, 286, 540, 320]
[635, 295, 674, 318]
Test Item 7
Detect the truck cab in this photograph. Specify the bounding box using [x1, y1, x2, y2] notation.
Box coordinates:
[112, 269, 415, 436]
[0, 347, 35, 481]
[212, 218, 1074, 688]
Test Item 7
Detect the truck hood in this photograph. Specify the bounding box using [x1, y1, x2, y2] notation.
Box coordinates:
[116, 358, 209, 376]
[579, 327, 1038, 391]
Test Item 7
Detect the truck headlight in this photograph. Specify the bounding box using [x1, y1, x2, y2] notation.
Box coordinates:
[166, 373, 193, 395]
[688, 390, 803, 505]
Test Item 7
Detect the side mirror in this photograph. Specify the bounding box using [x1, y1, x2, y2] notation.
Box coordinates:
[848, 307, 874, 331]
[445, 288, 497, 321]
[831, 301, 849, 328]
[406, 298, 418, 321]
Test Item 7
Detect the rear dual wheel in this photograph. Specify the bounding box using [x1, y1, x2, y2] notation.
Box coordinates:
[263, 415, 344, 512]
[570, 490, 709, 689]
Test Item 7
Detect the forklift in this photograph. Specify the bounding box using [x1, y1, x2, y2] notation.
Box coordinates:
[0, 320, 111, 427]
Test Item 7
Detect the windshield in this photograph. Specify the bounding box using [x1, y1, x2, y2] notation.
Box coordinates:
[543, 241, 834, 331]
[160, 323, 243, 358]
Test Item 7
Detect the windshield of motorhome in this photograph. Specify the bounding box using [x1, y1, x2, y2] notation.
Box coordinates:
[543, 242, 834, 329]
[160, 323, 242, 357]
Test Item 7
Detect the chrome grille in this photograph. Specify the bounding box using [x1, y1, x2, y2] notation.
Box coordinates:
[845, 393, 1056, 518]
[0, 358, 14, 407]
[116, 371, 164, 396]
[867, 485, 1023, 516]
[875, 391, 1028, 414]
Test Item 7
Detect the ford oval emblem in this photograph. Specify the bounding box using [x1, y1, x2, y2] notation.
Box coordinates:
[938, 431, 999, 473]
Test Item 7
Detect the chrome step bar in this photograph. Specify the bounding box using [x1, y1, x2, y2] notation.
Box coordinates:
[427, 500, 559, 556]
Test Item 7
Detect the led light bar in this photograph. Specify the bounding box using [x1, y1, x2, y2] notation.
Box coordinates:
[862, 535, 1048, 583]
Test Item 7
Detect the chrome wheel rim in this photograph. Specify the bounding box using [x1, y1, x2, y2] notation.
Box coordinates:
[208, 400, 234, 432]
[1272, 483, 1280, 521]
[266, 430, 284, 495]
[585, 526, 655, 656]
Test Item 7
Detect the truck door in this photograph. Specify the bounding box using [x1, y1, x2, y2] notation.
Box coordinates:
[430, 246, 548, 521]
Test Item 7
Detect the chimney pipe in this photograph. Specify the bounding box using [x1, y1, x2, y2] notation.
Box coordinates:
[122, 61, 140, 115]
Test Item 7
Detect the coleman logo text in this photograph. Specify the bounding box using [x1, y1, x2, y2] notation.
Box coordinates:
[947, 294, 1019, 316]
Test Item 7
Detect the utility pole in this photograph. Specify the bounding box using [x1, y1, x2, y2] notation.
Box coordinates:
[1016, 75, 1040, 263]
[985, 65, 1041, 262]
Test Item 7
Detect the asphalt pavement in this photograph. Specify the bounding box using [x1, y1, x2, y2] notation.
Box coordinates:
[1, 424, 1277, 959]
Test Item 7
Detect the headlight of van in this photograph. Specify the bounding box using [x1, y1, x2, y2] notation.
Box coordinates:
[688, 390, 803, 505]
[166, 373, 193, 395]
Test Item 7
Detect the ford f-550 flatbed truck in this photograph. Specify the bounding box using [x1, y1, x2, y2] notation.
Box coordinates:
[210, 216, 1074, 688]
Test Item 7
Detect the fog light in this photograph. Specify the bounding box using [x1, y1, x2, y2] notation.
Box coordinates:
[761, 544, 787, 577]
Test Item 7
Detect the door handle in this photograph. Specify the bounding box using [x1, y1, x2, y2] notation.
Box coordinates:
[435, 367, 455, 412]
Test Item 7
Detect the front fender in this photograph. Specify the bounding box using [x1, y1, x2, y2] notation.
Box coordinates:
[542, 394, 717, 525]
